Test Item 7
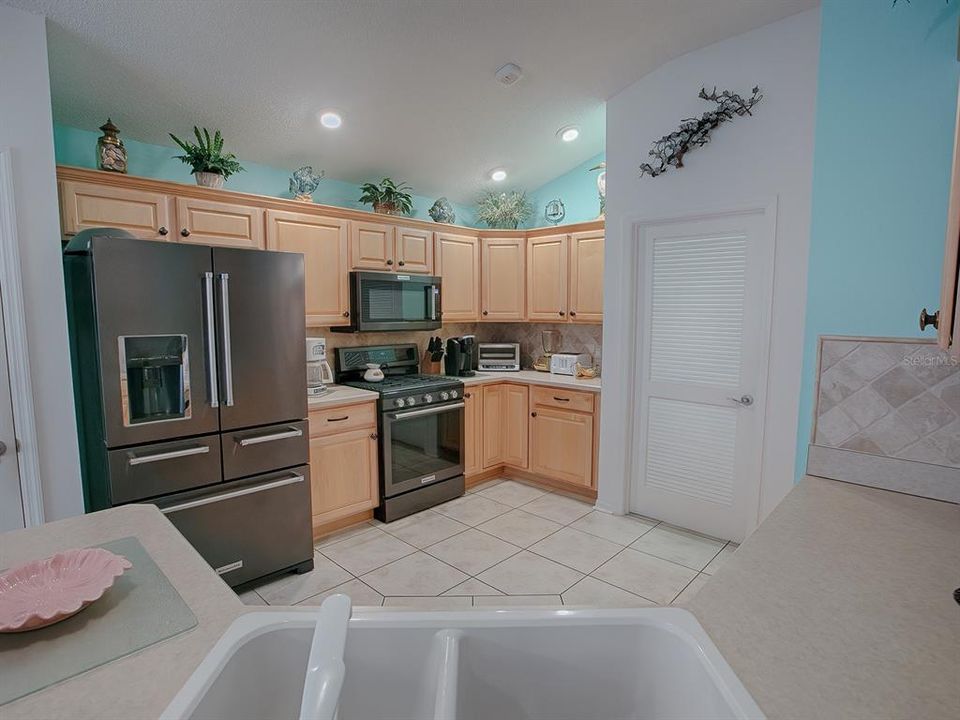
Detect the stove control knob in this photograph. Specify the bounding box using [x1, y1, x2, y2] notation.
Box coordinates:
[406, 396, 416, 406]
[450, 389, 459, 399]
[395, 398, 406, 408]
[440, 391, 450, 401]
[423, 394, 434, 404]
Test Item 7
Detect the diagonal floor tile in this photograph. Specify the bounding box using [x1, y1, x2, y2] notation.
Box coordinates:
[255, 553, 352, 605]
[442, 578, 504, 596]
[529, 526, 622, 574]
[703, 542, 738, 575]
[593, 548, 697, 605]
[672, 574, 710, 606]
[561, 576, 654, 608]
[321, 529, 416, 576]
[425, 528, 521, 575]
[237, 589, 267, 606]
[379, 510, 470, 548]
[314, 523, 378, 550]
[477, 480, 547, 507]
[569, 511, 656, 546]
[361, 552, 468, 596]
[477, 509, 562, 548]
[433, 494, 511, 526]
[521, 493, 593, 525]
[466, 478, 504, 494]
[630, 524, 725, 571]
[477, 551, 583, 595]
[295, 578, 383, 607]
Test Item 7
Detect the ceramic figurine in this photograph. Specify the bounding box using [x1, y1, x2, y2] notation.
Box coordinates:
[544, 198, 566, 225]
[590, 162, 606, 219]
[289, 166, 324, 202]
[428, 197, 456, 224]
[97, 119, 127, 174]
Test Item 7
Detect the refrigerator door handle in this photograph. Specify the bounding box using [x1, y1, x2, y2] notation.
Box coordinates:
[218, 272, 235, 407]
[159, 472, 304, 514]
[203, 272, 220, 408]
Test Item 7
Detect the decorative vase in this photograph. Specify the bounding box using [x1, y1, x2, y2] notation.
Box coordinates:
[195, 171, 225, 189]
[373, 202, 400, 215]
[96, 119, 127, 174]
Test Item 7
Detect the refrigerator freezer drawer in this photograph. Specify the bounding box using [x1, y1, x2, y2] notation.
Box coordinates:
[156, 466, 313, 587]
[221, 419, 309, 481]
[107, 434, 222, 504]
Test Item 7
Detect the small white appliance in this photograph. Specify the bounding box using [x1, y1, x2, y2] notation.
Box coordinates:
[306, 337, 334, 397]
[550, 352, 589, 376]
[478, 343, 521, 372]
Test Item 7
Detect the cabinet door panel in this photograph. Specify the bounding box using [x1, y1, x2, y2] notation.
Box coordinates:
[481, 237, 525, 321]
[482, 384, 504, 468]
[309, 428, 378, 525]
[502, 384, 529, 468]
[464, 389, 482, 476]
[266, 210, 350, 326]
[569, 230, 604, 323]
[396, 227, 434, 274]
[527, 234, 568, 321]
[60, 180, 173, 240]
[176, 197, 265, 249]
[530, 407, 593, 487]
[351, 221, 394, 270]
[436, 232, 481, 321]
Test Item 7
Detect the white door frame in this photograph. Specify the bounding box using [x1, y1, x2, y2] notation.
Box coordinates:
[597, 198, 778, 537]
[0, 148, 45, 527]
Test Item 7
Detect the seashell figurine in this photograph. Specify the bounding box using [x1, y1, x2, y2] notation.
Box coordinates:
[428, 197, 456, 224]
[289, 166, 324, 202]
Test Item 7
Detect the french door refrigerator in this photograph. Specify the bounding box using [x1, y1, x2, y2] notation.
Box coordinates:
[64, 228, 313, 587]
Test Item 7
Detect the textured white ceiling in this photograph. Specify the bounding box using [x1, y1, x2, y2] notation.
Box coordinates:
[8, 0, 816, 203]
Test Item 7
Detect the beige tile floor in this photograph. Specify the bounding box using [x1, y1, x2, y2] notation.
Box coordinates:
[238, 479, 738, 610]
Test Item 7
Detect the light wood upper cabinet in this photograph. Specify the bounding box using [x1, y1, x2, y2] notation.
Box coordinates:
[481, 237, 526, 321]
[59, 180, 173, 240]
[502, 384, 529, 468]
[481, 384, 504, 468]
[396, 227, 434, 274]
[436, 232, 481, 321]
[529, 406, 594, 488]
[527, 234, 568, 321]
[308, 425, 379, 526]
[266, 210, 350, 326]
[350, 220, 395, 271]
[175, 197, 265, 249]
[568, 230, 604, 323]
[463, 388, 482, 477]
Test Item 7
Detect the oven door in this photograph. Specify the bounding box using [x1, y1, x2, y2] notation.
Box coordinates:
[381, 401, 464, 497]
[351, 272, 441, 332]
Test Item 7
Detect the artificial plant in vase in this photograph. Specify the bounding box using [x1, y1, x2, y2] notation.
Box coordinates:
[476, 189, 533, 229]
[358, 178, 414, 215]
[169, 127, 245, 188]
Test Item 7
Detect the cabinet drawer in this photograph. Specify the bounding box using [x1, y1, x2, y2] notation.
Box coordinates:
[531, 385, 595, 413]
[222, 420, 308, 481]
[107, 434, 222, 504]
[309, 402, 377, 437]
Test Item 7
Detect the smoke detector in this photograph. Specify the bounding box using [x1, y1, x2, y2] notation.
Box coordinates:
[495, 63, 523, 86]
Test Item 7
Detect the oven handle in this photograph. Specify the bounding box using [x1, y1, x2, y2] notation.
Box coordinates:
[387, 402, 465, 420]
[160, 473, 304, 514]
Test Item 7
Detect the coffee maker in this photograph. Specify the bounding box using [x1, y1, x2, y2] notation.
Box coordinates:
[306, 337, 334, 397]
[444, 335, 477, 377]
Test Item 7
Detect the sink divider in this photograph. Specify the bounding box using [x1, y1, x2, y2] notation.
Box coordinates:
[430, 629, 462, 720]
[299, 595, 352, 720]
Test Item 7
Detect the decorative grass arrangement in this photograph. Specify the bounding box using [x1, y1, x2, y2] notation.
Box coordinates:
[476, 190, 533, 229]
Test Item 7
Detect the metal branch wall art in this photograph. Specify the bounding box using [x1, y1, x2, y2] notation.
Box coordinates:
[639, 86, 763, 178]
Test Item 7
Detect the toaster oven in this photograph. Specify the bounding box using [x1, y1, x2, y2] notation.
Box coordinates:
[477, 343, 521, 372]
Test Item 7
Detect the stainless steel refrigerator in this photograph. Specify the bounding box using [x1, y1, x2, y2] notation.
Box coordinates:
[64, 228, 313, 587]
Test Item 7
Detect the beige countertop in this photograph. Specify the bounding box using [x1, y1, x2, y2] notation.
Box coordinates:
[307, 383, 379, 409]
[690, 476, 960, 720]
[461, 369, 601, 392]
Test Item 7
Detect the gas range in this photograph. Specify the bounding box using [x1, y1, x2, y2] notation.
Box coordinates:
[342, 374, 464, 411]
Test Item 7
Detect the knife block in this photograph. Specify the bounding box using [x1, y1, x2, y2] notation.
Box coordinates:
[421, 350, 443, 375]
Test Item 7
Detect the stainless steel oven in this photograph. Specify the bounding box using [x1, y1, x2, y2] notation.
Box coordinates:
[382, 399, 464, 498]
[334, 272, 441, 333]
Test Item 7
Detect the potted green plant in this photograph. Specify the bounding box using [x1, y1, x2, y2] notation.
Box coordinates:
[169, 127, 244, 189]
[476, 189, 533, 229]
[359, 178, 414, 215]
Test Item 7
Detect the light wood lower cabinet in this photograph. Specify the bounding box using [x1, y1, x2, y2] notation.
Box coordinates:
[464, 389, 482, 476]
[481, 237, 525, 321]
[59, 180, 173, 240]
[481, 384, 504, 468]
[308, 403, 379, 528]
[175, 197, 265, 249]
[502, 384, 529, 468]
[529, 405, 594, 488]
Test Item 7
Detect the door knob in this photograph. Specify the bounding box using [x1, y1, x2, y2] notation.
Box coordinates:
[181, 228, 191, 237]
[727, 395, 754, 407]
[158, 226, 169, 236]
[342, 311, 350, 317]
[0, 440, 6, 456]
[386, 259, 394, 266]
[530, 412, 538, 417]
[398, 261, 405, 266]
[570, 310, 577, 317]
[919, 308, 939, 331]
[558, 310, 565, 317]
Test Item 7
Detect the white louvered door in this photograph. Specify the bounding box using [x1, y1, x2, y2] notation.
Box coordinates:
[630, 208, 774, 542]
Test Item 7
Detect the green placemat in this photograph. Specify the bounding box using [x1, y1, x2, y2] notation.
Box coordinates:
[0, 536, 198, 706]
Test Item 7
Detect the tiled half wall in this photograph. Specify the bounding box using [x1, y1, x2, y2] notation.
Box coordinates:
[808, 337, 960, 502]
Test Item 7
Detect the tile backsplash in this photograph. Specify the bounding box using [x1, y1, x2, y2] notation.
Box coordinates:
[814, 338, 960, 468]
[309, 322, 602, 373]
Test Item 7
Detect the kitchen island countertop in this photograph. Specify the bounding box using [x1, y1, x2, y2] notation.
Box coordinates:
[460, 369, 601, 392]
[307, 383, 380, 409]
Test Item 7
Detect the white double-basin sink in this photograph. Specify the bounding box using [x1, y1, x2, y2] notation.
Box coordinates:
[162, 603, 764, 720]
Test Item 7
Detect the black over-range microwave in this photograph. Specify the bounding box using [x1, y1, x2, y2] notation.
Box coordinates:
[333, 271, 442, 333]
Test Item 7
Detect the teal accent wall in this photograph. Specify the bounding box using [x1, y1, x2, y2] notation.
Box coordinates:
[525, 152, 605, 228]
[53, 124, 475, 226]
[796, 0, 960, 478]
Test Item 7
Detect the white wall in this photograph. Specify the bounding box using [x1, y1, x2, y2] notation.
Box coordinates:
[0, 4, 84, 521]
[598, 9, 820, 525]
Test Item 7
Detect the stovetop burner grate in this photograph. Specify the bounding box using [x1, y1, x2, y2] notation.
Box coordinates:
[343, 374, 461, 394]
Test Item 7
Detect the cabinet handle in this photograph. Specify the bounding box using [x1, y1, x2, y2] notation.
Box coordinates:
[464, 392, 472, 399]
[158, 226, 169, 236]
[327, 416, 349, 422]
[370, 433, 379, 440]
[553, 396, 570, 402]
[342, 310, 350, 317]
[483, 310, 489, 316]
[919, 308, 939, 331]
[386, 259, 394, 266]
[398, 260, 405, 267]
[570, 310, 577, 317]
[558, 310, 565, 317]
[531, 412, 538, 417]
[181, 228, 191, 237]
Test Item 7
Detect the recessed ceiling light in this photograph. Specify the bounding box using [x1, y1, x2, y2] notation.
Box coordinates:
[558, 125, 580, 142]
[319, 111, 342, 129]
[490, 169, 507, 182]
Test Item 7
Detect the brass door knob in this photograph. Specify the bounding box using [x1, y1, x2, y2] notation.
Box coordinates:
[920, 308, 939, 331]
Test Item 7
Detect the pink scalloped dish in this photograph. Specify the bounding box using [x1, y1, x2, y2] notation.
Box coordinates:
[0, 548, 132, 632]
